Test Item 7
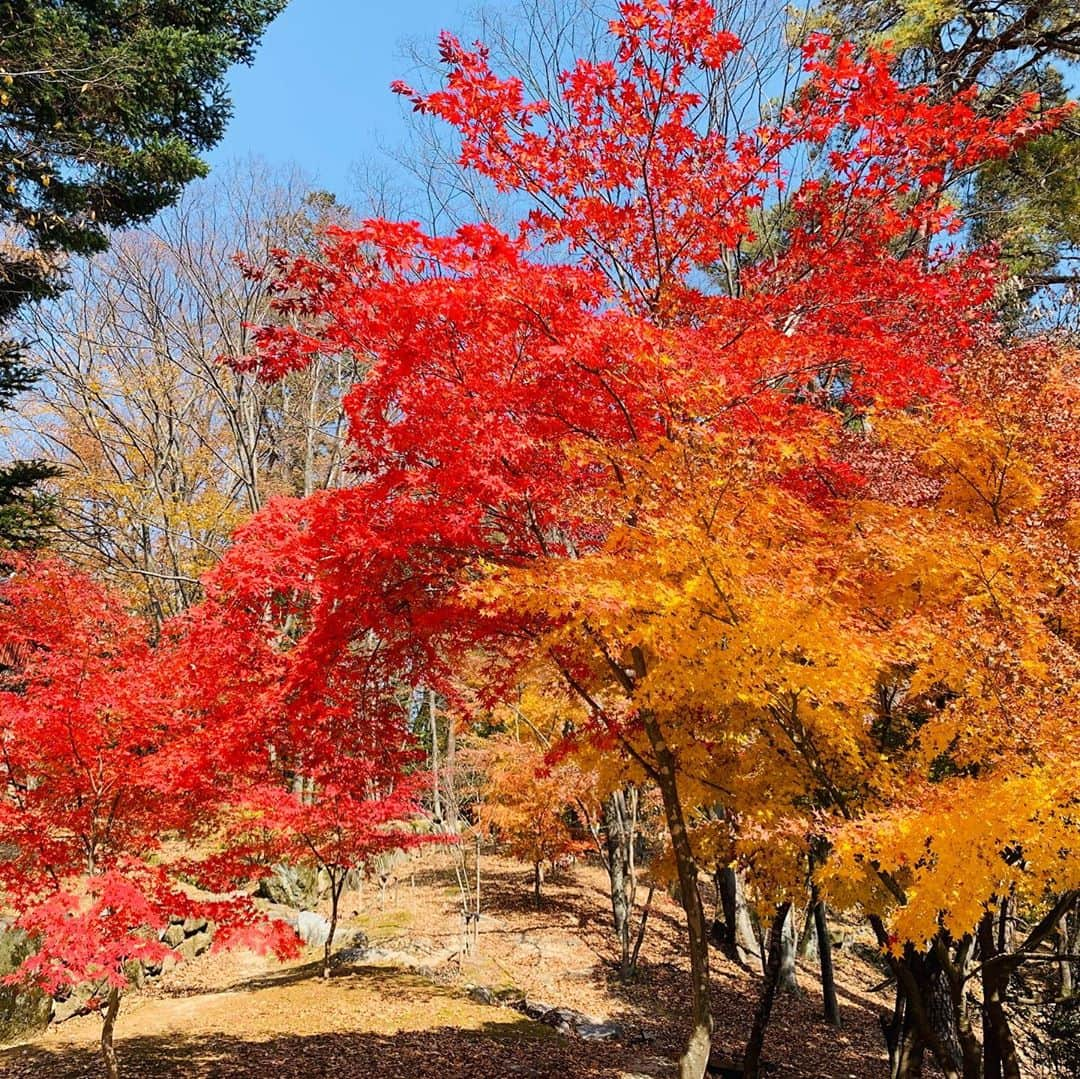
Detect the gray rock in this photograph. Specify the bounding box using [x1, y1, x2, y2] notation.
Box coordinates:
[369, 849, 407, 880]
[330, 947, 368, 967]
[515, 996, 624, 1042]
[161, 922, 186, 947]
[123, 959, 146, 991]
[543, 1007, 583, 1035]
[518, 997, 556, 1021]
[182, 917, 209, 935]
[326, 929, 369, 968]
[361, 946, 419, 967]
[296, 910, 332, 947]
[468, 985, 496, 1005]
[578, 1021, 623, 1041]
[258, 903, 299, 929]
[176, 930, 212, 962]
[0, 928, 52, 1042]
[144, 950, 178, 978]
[255, 864, 320, 910]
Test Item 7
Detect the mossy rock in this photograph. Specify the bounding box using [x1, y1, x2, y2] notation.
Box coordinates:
[0, 928, 52, 1044]
[255, 863, 321, 910]
[123, 959, 146, 991]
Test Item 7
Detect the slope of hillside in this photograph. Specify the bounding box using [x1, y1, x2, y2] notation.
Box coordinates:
[0, 851, 895, 1077]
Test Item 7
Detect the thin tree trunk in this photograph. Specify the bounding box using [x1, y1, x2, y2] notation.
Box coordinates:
[1057, 901, 1078, 998]
[716, 865, 758, 966]
[743, 903, 792, 1079]
[428, 688, 442, 825]
[445, 713, 458, 833]
[1058, 909, 1073, 997]
[894, 1018, 925, 1079]
[798, 901, 818, 960]
[604, 788, 633, 977]
[101, 985, 121, 1079]
[881, 982, 924, 1079]
[533, 861, 543, 907]
[323, 873, 343, 979]
[641, 709, 712, 1079]
[883, 979, 930, 1079]
[932, 936, 980, 1079]
[629, 883, 656, 975]
[778, 904, 799, 994]
[715, 866, 740, 962]
[473, 832, 481, 954]
[811, 885, 840, 1027]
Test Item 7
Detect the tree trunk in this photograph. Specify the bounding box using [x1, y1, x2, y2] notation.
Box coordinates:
[979, 912, 1021, 1079]
[533, 861, 543, 907]
[323, 873, 343, 980]
[797, 902, 818, 960]
[603, 788, 634, 978]
[1058, 909, 1072, 998]
[742, 903, 791, 1079]
[716, 865, 758, 966]
[931, 936, 980, 1079]
[811, 886, 840, 1027]
[881, 983, 925, 1079]
[629, 883, 656, 975]
[428, 688, 442, 826]
[894, 1021, 925, 1079]
[101, 985, 121, 1079]
[1057, 902, 1078, 998]
[928, 955, 963, 1075]
[870, 919, 958, 1079]
[445, 712, 458, 833]
[778, 904, 799, 994]
[640, 709, 712, 1079]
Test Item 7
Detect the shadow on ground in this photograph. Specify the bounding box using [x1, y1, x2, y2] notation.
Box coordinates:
[0, 1021, 637, 1078]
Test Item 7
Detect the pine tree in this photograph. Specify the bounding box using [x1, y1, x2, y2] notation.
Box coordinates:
[0, 0, 287, 544]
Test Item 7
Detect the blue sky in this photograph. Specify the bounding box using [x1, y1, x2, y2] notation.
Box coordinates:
[208, 1, 471, 196]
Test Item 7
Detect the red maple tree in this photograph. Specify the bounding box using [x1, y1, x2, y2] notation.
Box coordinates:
[171, 500, 434, 979]
[0, 558, 298, 1079]
[230, 4, 1064, 1075]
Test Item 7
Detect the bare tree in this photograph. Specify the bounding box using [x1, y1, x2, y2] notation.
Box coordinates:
[7, 160, 355, 624]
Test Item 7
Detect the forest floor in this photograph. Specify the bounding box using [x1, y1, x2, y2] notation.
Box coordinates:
[0, 850, 898, 1078]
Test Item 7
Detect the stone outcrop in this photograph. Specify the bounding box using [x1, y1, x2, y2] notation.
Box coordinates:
[0, 928, 51, 1043]
[296, 911, 332, 947]
[254, 863, 321, 909]
[144, 916, 214, 976]
[513, 997, 624, 1041]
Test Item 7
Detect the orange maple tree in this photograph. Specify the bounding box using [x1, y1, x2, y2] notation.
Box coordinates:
[471, 732, 590, 906]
